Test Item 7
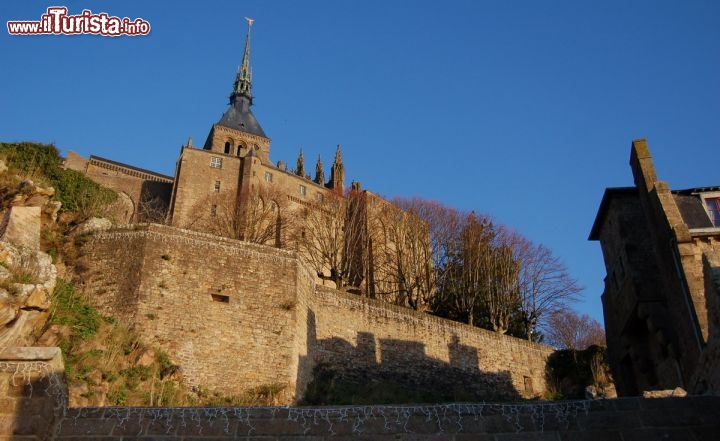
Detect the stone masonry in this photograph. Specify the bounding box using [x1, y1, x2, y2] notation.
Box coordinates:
[79, 224, 553, 403]
[590, 139, 720, 396]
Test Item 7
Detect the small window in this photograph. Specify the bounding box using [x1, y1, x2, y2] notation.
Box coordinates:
[264, 172, 273, 183]
[214, 181, 221, 193]
[210, 157, 223, 169]
[706, 197, 720, 227]
[211, 294, 230, 303]
[224, 142, 232, 155]
[299, 185, 307, 196]
[316, 193, 324, 203]
[210, 204, 217, 217]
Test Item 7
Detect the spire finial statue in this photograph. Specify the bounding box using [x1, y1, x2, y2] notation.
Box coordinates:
[231, 17, 254, 104]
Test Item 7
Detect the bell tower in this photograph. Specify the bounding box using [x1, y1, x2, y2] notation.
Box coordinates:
[203, 18, 271, 164]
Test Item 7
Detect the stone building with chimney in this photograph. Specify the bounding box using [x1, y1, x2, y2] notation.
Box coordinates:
[589, 139, 720, 396]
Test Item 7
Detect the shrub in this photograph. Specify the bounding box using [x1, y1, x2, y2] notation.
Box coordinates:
[50, 279, 102, 340]
[0, 142, 117, 220]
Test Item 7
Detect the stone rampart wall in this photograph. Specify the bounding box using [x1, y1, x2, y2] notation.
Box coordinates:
[0, 347, 66, 440]
[81, 224, 303, 400]
[301, 286, 552, 401]
[43, 397, 720, 440]
[3, 347, 720, 441]
[81, 224, 552, 403]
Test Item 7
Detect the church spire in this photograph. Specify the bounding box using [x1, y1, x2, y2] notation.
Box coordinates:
[314, 155, 325, 185]
[329, 144, 345, 191]
[231, 17, 254, 104]
[295, 148, 305, 177]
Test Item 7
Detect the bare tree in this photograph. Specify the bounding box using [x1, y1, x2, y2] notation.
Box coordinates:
[296, 188, 366, 291]
[137, 187, 169, 224]
[484, 227, 521, 334]
[545, 309, 606, 350]
[514, 236, 583, 342]
[392, 197, 461, 301]
[439, 212, 497, 327]
[184, 184, 291, 247]
[371, 199, 434, 311]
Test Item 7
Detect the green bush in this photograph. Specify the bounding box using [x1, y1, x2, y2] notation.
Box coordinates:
[0, 142, 63, 179]
[54, 168, 116, 214]
[0, 142, 117, 218]
[545, 345, 608, 399]
[50, 279, 102, 340]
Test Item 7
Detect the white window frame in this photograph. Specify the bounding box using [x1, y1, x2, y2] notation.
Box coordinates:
[210, 156, 223, 169]
[699, 191, 720, 228]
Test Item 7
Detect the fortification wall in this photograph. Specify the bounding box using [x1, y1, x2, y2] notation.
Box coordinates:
[64, 151, 173, 223]
[3, 347, 720, 441]
[81, 224, 552, 403]
[301, 287, 552, 401]
[691, 251, 720, 394]
[50, 397, 720, 440]
[81, 224, 303, 400]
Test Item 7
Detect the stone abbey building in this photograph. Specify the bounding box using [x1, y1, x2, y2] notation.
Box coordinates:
[65, 20, 417, 298]
[590, 139, 720, 396]
[64, 22, 554, 402]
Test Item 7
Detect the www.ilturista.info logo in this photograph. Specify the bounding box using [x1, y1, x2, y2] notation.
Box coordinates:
[7, 7, 150, 36]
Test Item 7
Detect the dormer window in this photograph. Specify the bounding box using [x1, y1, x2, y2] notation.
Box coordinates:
[706, 197, 720, 227]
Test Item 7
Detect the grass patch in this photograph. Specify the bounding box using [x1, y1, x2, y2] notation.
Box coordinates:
[50, 279, 102, 340]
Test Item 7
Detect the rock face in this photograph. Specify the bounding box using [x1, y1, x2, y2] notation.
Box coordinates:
[0, 241, 58, 350]
[0, 172, 62, 250]
[75, 217, 112, 235]
[1, 206, 41, 250]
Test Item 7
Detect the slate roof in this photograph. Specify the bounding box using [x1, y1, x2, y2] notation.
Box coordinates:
[672, 187, 720, 229]
[217, 95, 267, 138]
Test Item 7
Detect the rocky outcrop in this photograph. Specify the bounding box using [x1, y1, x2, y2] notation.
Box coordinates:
[0, 241, 57, 349]
[74, 216, 112, 235]
[0, 166, 63, 249]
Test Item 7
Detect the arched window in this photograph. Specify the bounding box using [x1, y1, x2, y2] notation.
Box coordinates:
[224, 141, 232, 155]
[237, 143, 246, 156]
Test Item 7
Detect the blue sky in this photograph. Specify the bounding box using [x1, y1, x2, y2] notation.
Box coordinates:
[2, 1, 719, 324]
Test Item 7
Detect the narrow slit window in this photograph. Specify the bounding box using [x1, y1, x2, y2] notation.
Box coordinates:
[211, 294, 230, 303]
[214, 181, 221, 192]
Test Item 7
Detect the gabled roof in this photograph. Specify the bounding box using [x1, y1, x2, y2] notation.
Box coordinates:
[588, 187, 636, 240]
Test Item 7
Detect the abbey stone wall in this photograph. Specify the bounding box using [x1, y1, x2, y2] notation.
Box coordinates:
[78, 224, 553, 403]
